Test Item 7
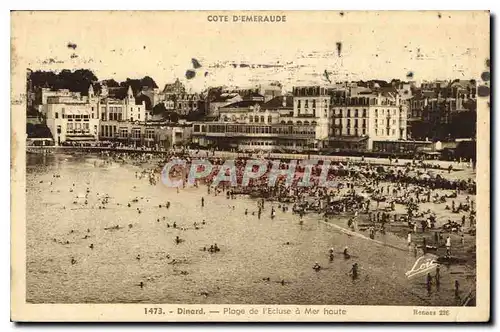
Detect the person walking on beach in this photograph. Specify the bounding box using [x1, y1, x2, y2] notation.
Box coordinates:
[446, 236, 451, 257]
[435, 265, 441, 288]
[426, 273, 432, 295]
[454, 280, 460, 299]
[201, 197, 204, 208]
[349, 263, 358, 280]
[407, 232, 412, 249]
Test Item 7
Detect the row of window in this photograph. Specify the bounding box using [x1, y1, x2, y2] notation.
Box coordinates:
[103, 106, 124, 112]
[332, 108, 399, 117]
[205, 124, 316, 136]
[249, 115, 273, 123]
[338, 128, 404, 136]
[338, 119, 368, 127]
[341, 128, 367, 136]
[54, 112, 94, 119]
[278, 121, 318, 125]
[296, 99, 329, 108]
[239, 140, 314, 147]
[100, 125, 156, 138]
[67, 123, 90, 130]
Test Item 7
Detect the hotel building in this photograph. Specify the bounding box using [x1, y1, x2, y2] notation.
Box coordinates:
[43, 85, 100, 145]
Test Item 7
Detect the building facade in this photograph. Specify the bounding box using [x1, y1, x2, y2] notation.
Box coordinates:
[329, 90, 407, 151]
[44, 85, 99, 145]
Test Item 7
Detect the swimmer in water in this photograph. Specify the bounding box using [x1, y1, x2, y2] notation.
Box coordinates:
[71, 257, 76, 265]
[136, 254, 141, 261]
[343, 247, 350, 259]
[313, 262, 321, 271]
[173, 222, 177, 228]
[89, 244, 94, 249]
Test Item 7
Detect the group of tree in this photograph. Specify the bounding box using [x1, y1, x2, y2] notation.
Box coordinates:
[151, 103, 180, 122]
[29, 69, 99, 96]
[29, 69, 159, 97]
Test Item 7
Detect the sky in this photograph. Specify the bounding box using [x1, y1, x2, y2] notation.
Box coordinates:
[12, 11, 490, 93]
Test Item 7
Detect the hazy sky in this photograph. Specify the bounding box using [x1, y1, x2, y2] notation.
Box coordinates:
[12, 11, 489, 92]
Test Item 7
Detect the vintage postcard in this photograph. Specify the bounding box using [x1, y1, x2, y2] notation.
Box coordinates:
[11, 10, 490, 322]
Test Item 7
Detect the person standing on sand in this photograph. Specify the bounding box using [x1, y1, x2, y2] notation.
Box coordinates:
[446, 236, 451, 257]
[426, 273, 432, 294]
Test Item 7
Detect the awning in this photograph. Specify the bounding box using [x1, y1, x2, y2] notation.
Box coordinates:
[328, 136, 368, 143]
[65, 136, 97, 141]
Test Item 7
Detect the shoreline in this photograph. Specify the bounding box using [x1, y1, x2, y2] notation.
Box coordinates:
[26, 145, 473, 171]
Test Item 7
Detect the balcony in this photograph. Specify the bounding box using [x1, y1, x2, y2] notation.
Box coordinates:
[66, 130, 91, 136]
[295, 113, 317, 118]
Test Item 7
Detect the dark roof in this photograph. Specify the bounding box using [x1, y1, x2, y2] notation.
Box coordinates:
[198, 115, 219, 121]
[220, 100, 265, 109]
[243, 91, 265, 99]
[211, 94, 239, 103]
[262, 96, 293, 109]
[329, 136, 368, 142]
[374, 86, 398, 95]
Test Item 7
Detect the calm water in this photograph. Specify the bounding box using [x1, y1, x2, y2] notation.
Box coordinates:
[26, 153, 472, 305]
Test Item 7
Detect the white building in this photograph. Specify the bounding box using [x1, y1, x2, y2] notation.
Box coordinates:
[292, 86, 331, 146]
[100, 85, 146, 122]
[44, 85, 99, 145]
[44, 84, 147, 145]
[330, 90, 407, 150]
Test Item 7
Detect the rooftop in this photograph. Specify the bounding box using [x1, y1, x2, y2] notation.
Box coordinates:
[262, 96, 293, 110]
[220, 100, 265, 109]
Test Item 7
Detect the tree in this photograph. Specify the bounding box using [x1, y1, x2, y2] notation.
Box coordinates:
[135, 94, 153, 110]
[152, 103, 167, 116]
[102, 79, 120, 87]
[120, 78, 141, 95]
[141, 76, 158, 89]
[165, 111, 180, 123]
[28, 69, 98, 96]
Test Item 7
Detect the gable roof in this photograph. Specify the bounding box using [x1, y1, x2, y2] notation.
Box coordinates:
[262, 96, 293, 110]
